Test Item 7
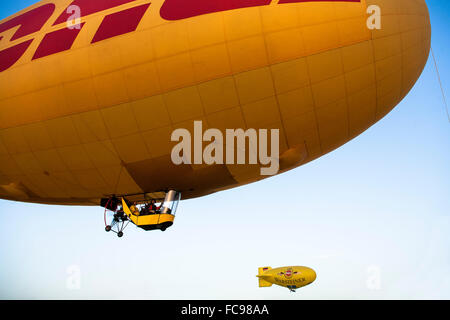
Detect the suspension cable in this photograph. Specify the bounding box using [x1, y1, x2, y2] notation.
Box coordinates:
[431, 47, 450, 123]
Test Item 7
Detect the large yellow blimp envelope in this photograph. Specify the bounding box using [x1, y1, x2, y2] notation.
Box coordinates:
[0, 0, 431, 205]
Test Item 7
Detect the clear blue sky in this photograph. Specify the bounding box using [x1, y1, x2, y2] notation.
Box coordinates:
[0, 1, 449, 299]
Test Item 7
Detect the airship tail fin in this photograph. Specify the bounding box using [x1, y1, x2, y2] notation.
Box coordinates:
[257, 267, 273, 287]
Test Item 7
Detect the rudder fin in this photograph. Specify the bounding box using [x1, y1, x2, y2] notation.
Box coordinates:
[257, 267, 273, 287]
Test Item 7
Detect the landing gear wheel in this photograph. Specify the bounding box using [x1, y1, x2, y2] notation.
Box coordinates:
[160, 227, 166, 232]
[104, 197, 130, 238]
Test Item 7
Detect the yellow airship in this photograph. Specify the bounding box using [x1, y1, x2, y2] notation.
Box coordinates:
[0, 0, 431, 232]
[257, 266, 316, 292]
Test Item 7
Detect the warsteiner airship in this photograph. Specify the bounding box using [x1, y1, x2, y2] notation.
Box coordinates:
[0, 0, 431, 233]
[257, 266, 317, 292]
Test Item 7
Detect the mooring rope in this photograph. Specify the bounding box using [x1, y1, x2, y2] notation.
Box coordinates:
[431, 47, 450, 123]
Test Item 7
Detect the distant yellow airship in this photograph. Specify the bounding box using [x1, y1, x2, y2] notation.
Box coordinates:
[257, 266, 316, 292]
[0, 0, 431, 208]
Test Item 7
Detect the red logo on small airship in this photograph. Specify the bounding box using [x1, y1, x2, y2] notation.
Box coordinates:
[285, 268, 293, 278]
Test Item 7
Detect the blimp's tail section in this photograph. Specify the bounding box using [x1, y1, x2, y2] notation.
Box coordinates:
[257, 267, 273, 287]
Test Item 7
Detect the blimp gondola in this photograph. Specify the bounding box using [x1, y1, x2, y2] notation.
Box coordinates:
[103, 190, 180, 236]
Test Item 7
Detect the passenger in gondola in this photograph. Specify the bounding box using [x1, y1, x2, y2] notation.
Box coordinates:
[129, 201, 140, 216]
[148, 200, 158, 214]
[156, 201, 163, 214]
[139, 204, 149, 216]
